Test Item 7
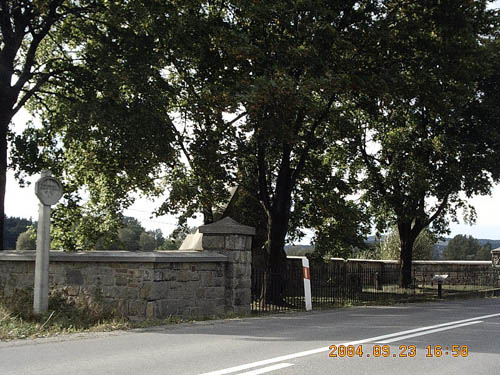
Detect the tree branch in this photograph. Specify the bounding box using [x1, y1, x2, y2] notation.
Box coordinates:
[257, 136, 271, 212]
[357, 129, 387, 197]
[13, 0, 64, 93]
[226, 111, 247, 126]
[424, 194, 450, 228]
[291, 95, 336, 186]
[12, 74, 51, 116]
[0, 0, 14, 43]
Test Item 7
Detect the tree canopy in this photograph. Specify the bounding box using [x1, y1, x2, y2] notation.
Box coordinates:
[374, 227, 436, 261]
[443, 234, 492, 261]
[0, 0, 105, 249]
[344, 0, 500, 286]
[8, 0, 500, 294]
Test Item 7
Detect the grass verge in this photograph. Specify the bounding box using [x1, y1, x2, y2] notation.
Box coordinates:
[0, 288, 202, 341]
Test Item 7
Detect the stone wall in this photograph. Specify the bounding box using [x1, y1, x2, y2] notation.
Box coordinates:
[0, 217, 254, 320]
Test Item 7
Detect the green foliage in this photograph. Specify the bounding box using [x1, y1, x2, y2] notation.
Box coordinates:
[475, 242, 493, 261]
[157, 226, 195, 250]
[443, 235, 492, 261]
[343, 0, 500, 285]
[15, 225, 37, 250]
[95, 217, 166, 251]
[0, 1, 107, 248]
[15, 0, 374, 260]
[4, 216, 34, 250]
[18, 214, 167, 251]
[11, 0, 180, 249]
[11, 1, 499, 278]
[375, 227, 436, 261]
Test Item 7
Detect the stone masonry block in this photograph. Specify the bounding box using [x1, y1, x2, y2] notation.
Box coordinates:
[146, 301, 157, 319]
[101, 275, 114, 286]
[154, 271, 163, 281]
[115, 275, 128, 287]
[245, 236, 252, 250]
[151, 284, 169, 300]
[234, 290, 251, 306]
[140, 283, 153, 299]
[128, 300, 146, 317]
[235, 278, 251, 290]
[216, 263, 224, 277]
[206, 287, 224, 299]
[196, 288, 206, 298]
[214, 276, 225, 287]
[103, 286, 118, 298]
[143, 270, 153, 281]
[65, 270, 84, 285]
[202, 234, 225, 250]
[225, 235, 247, 250]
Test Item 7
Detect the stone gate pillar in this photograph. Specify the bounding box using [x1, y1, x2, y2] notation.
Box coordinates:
[199, 217, 255, 315]
[491, 248, 500, 268]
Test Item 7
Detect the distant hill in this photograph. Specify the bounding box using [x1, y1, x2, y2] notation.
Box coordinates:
[477, 239, 500, 249]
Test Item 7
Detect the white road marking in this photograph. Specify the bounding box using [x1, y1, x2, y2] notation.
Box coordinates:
[199, 347, 328, 375]
[199, 312, 500, 375]
[376, 321, 483, 343]
[236, 363, 294, 375]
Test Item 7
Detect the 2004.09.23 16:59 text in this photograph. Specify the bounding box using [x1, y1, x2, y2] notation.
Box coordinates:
[328, 344, 469, 358]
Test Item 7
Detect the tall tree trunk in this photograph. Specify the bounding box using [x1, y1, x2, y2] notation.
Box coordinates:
[266, 207, 290, 305]
[0, 112, 10, 251]
[398, 222, 418, 288]
[264, 155, 293, 305]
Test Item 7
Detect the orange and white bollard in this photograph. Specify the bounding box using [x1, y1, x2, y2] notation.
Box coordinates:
[301, 257, 312, 311]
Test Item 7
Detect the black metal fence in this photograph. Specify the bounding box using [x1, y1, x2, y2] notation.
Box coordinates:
[251, 262, 500, 313]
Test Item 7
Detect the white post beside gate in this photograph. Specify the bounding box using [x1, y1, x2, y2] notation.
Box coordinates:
[301, 257, 312, 311]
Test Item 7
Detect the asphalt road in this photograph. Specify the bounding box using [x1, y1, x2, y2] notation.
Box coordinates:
[1, 298, 499, 375]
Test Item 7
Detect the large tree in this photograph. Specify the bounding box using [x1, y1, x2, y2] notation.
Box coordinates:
[11, 0, 182, 250]
[201, 0, 378, 302]
[347, 0, 500, 286]
[0, 0, 102, 249]
[13, 1, 375, 307]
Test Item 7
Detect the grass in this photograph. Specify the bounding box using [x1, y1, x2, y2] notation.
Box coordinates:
[0, 288, 212, 341]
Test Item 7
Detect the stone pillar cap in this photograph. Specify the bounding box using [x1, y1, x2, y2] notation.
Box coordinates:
[199, 217, 256, 236]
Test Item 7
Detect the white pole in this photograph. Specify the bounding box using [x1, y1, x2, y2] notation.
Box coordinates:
[302, 257, 312, 311]
[33, 170, 63, 315]
[33, 202, 51, 314]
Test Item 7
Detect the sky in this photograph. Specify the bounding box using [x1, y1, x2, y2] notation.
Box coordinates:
[6, 1, 500, 242]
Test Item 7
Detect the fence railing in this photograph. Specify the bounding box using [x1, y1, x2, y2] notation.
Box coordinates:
[251, 262, 500, 313]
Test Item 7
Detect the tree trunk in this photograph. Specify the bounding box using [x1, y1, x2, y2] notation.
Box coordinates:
[0, 115, 10, 251]
[398, 223, 418, 288]
[202, 206, 214, 225]
[256, 137, 297, 306]
[265, 208, 290, 305]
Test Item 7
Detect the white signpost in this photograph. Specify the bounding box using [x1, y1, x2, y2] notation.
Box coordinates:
[301, 257, 312, 311]
[33, 170, 63, 314]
